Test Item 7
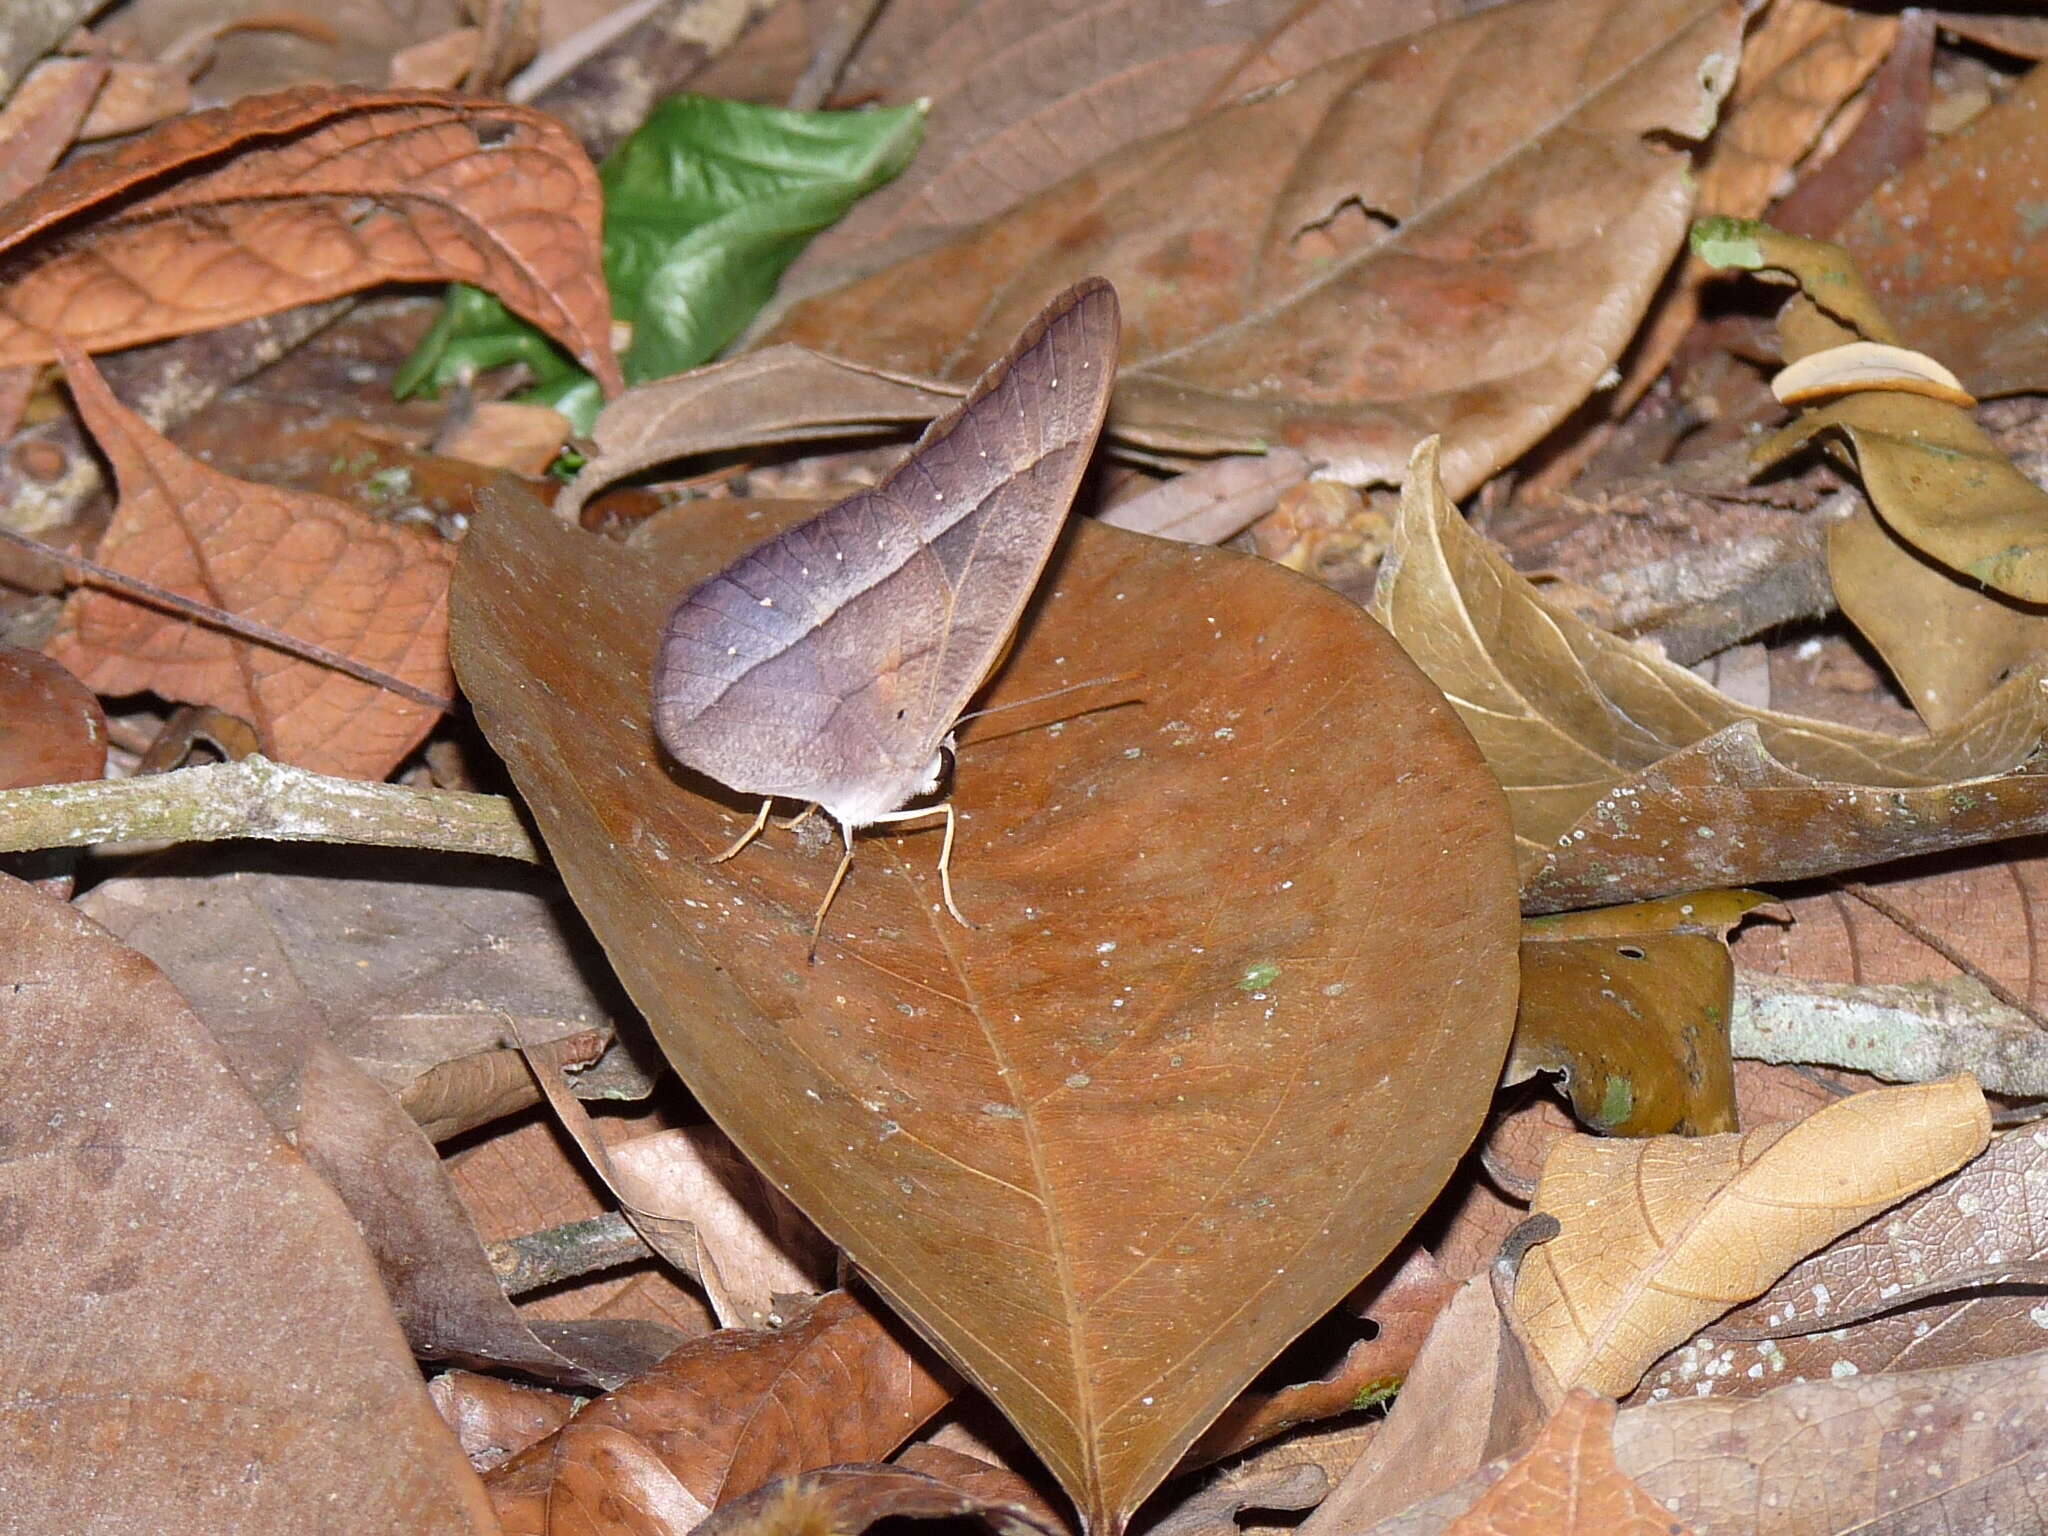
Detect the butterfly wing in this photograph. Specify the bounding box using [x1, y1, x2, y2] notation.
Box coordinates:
[654, 278, 1121, 828]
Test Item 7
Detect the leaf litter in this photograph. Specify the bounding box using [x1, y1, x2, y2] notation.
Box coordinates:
[17, 8, 2048, 1536]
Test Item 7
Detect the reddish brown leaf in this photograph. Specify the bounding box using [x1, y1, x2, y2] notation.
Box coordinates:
[0, 55, 109, 205]
[485, 1289, 954, 1532]
[775, 0, 1437, 307]
[45, 346, 455, 779]
[451, 478, 1521, 1532]
[430, 1370, 579, 1471]
[0, 642, 104, 788]
[1843, 59, 2048, 396]
[0, 871, 496, 1532]
[1437, 1391, 1693, 1536]
[0, 85, 620, 392]
[764, 0, 1741, 498]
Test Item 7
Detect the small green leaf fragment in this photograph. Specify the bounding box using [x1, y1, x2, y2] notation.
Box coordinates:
[1238, 961, 1281, 992]
[1690, 215, 1765, 270]
[396, 94, 926, 415]
[1598, 1074, 1636, 1129]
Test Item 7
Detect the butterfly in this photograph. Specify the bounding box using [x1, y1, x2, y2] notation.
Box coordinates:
[652, 278, 1121, 956]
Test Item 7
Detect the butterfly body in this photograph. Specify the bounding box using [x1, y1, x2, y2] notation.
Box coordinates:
[652, 279, 1121, 949]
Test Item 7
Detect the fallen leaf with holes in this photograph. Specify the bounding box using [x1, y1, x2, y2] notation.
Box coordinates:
[1512, 893, 1763, 1137]
[0, 871, 497, 1532]
[774, 0, 1441, 309]
[763, 0, 1740, 497]
[1375, 438, 2048, 910]
[45, 346, 455, 779]
[0, 642, 104, 788]
[1513, 1076, 1989, 1401]
[485, 1290, 952, 1534]
[0, 85, 619, 392]
[452, 464, 1521, 1531]
[1636, 1124, 2048, 1404]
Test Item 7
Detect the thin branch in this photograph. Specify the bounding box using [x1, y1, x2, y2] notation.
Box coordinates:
[1841, 879, 2048, 1032]
[0, 522, 460, 714]
[0, 756, 541, 863]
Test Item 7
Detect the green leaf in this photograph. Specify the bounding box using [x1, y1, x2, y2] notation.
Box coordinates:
[396, 95, 925, 433]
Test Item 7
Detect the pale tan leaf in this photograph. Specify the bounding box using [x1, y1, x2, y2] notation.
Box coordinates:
[1513, 1076, 1990, 1401]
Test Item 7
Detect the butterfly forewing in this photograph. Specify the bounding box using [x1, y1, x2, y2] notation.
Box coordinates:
[654, 278, 1121, 827]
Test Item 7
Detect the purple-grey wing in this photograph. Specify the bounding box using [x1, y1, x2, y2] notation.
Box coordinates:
[652, 278, 1121, 827]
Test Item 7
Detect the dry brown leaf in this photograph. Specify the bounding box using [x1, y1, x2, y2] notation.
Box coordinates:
[1935, 13, 2048, 60]
[1513, 893, 1763, 1137]
[0, 85, 620, 392]
[46, 346, 455, 779]
[1604, 0, 1897, 413]
[1096, 452, 1312, 547]
[764, 0, 1741, 498]
[0, 871, 497, 1532]
[78, 848, 678, 1389]
[559, 344, 965, 524]
[430, 1369, 580, 1470]
[0, 642, 104, 789]
[1300, 1271, 1546, 1536]
[1186, 1246, 1459, 1467]
[1513, 1076, 1990, 1401]
[0, 55, 108, 204]
[1733, 843, 2048, 1010]
[76, 847, 628, 1102]
[485, 1289, 953, 1532]
[436, 399, 573, 477]
[1636, 1123, 2048, 1404]
[774, 0, 1437, 308]
[451, 464, 1521, 1532]
[1374, 438, 2048, 909]
[1614, 1347, 2048, 1533]
[695, 1465, 1059, 1536]
[1842, 59, 2048, 396]
[1435, 1391, 1693, 1536]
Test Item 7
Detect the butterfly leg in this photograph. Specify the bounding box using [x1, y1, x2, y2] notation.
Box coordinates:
[808, 820, 858, 964]
[711, 798, 774, 863]
[864, 802, 977, 931]
[778, 803, 819, 833]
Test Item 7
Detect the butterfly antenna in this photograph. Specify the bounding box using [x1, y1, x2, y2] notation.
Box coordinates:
[954, 670, 1141, 727]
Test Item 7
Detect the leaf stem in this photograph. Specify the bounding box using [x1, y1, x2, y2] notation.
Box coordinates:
[0, 756, 541, 863]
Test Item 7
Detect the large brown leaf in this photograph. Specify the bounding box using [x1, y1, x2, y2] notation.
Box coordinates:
[0, 84, 620, 392]
[1374, 439, 2048, 906]
[0, 871, 496, 1532]
[774, 0, 1438, 307]
[763, 0, 1741, 498]
[46, 346, 455, 779]
[450, 479, 1520, 1531]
